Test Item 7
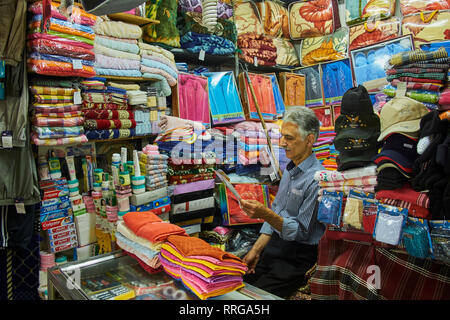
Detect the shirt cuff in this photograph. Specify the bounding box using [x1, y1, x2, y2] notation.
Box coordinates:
[281, 217, 300, 242]
[259, 221, 273, 235]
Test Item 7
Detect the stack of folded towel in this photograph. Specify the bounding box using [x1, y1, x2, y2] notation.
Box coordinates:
[139, 42, 178, 96]
[138, 144, 170, 192]
[383, 47, 449, 111]
[159, 234, 247, 300]
[27, 1, 97, 77]
[116, 210, 188, 273]
[81, 78, 137, 140]
[314, 126, 338, 171]
[30, 79, 87, 146]
[93, 17, 143, 78]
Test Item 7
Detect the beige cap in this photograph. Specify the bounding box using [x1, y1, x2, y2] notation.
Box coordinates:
[378, 96, 428, 141]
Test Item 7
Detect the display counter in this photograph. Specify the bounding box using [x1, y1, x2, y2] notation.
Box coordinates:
[47, 250, 283, 300]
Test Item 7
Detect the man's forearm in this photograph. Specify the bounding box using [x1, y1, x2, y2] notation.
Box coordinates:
[260, 207, 283, 233]
[251, 233, 272, 254]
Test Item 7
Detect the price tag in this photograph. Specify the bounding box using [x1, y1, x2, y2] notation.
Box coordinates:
[254, 56, 258, 67]
[2, 131, 12, 149]
[396, 82, 407, 97]
[72, 59, 82, 70]
[15, 199, 26, 214]
[198, 50, 205, 61]
[325, 109, 330, 115]
[74, 91, 82, 104]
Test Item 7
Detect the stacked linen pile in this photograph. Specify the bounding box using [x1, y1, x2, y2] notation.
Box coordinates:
[81, 78, 137, 140]
[314, 126, 338, 171]
[27, 1, 96, 77]
[139, 42, 178, 97]
[176, 6, 237, 56]
[138, 144, 169, 192]
[159, 235, 247, 300]
[30, 80, 88, 146]
[231, 121, 281, 167]
[383, 47, 449, 111]
[155, 115, 216, 233]
[93, 17, 143, 78]
[115, 210, 188, 273]
[210, 126, 237, 165]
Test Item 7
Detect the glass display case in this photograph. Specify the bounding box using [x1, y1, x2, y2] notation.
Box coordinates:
[47, 250, 283, 300]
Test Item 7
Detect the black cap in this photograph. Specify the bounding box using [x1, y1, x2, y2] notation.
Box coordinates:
[340, 85, 374, 115]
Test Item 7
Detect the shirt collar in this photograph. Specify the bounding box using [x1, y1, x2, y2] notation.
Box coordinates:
[286, 153, 317, 176]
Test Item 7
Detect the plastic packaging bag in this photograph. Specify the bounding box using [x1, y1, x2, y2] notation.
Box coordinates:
[343, 189, 375, 230]
[429, 220, 450, 264]
[402, 217, 433, 259]
[362, 199, 379, 234]
[373, 204, 408, 245]
[317, 190, 343, 226]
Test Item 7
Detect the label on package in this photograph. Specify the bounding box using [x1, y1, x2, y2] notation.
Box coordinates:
[40, 208, 72, 223]
[48, 229, 77, 241]
[40, 196, 71, 214]
[47, 222, 76, 235]
[41, 216, 74, 230]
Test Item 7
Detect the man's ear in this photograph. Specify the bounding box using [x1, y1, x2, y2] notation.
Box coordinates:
[307, 133, 315, 146]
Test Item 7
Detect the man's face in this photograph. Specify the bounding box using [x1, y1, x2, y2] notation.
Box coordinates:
[280, 122, 311, 163]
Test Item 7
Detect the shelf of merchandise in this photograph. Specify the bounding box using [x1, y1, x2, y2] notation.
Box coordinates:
[106, 13, 159, 27]
[101, 75, 160, 82]
[88, 134, 157, 143]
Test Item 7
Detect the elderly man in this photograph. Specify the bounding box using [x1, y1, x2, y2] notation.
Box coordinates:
[240, 106, 326, 298]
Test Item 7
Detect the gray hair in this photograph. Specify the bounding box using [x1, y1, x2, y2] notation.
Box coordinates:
[282, 106, 320, 142]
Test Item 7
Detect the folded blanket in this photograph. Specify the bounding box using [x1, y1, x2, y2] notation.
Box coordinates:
[439, 88, 450, 105]
[94, 43, 141, 61]
[82, 102, 130, 110]
[140, 54, 177, 73]
[33, 126, 84, 139]
[83, 109, 134, 120]
[94, 20, 143, 39]
[33, 117, 84, 127]
[319, 176, 377, 188]
[107, 81, 140, 91]
[386, 67, 447, 75]
[317, 186, 375, 196]
[27, 58, 95, 77]
[116, 233, 161, 268]
[29, 86, 76, 96]
[84, 119, 136, 130]
[138, 42, 175, 62]
[31, 132, 88, 146]
[31, 15, 94, 34]
[28, 1, 97, 26]
[388, 76, 445, 84]
[28, 28, 94, 45]
[28, 38, 95, 61]
[390, 79, 444, 91]
[33, 94, 74, 104]
[383, 87, 440, 104]
[27, 32, 93, 49]
[84, 128, 136, 140]
[140, 58, 178, 80]
[180, 32, 236, 55]
[95, 53, 141, 70]
[140, 65, 177, 87]
[29, 52, 94, 67]
[81, 92, 127, 105]
[94, 68, 143, 78]
[388, 47, 448, 67]
[34, 106, 80, 115]
[141, 73, 172, 95]
[386, 72, 447, 81]
[314, 166, 377, 182]
[29, 20, 95, 41]
[94, 35, 140, 54]
[116, 221, 163, 252]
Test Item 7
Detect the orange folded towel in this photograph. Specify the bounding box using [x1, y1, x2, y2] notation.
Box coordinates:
[123, 210, 163, 233]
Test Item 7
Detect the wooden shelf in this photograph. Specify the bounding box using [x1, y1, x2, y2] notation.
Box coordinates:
[89, 134, 157, 143]
[107, 13, 159, 26]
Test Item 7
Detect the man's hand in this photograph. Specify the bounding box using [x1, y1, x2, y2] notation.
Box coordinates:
[243, 248, 260, 274]
[240, 199, 267, 219]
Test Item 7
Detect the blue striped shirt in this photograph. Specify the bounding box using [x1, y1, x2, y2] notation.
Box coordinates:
[260, 153, 326, 245]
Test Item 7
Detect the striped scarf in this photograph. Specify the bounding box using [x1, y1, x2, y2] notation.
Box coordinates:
[388, 47, 448, 67]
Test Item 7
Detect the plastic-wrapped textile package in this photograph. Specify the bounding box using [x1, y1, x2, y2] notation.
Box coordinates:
[399, 0, 450, 16]
[401, 217, 433, 259]
[201, 71, 246, 125]
[429, 220, 450, 264]
[257, 0, 290, 38]
[342, 189, 375, 230]
[264, 73, 285, 116]
[172, 73, 211, 128]
[234, 0, 264, 36]
[344, 0, 395, 27]
[27, 58, 96, 77]
[362, 199, 379, 235]
[295, 64, 324, 107]
[28, 1, 97, 26]
[237, 72, 277, 122]
[143, 0, 180, 47]
[27, 38, 95, 61]
[317, 190, 343, 226]
[348, 17, 400, 51]
[373, 204, 408, 246]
